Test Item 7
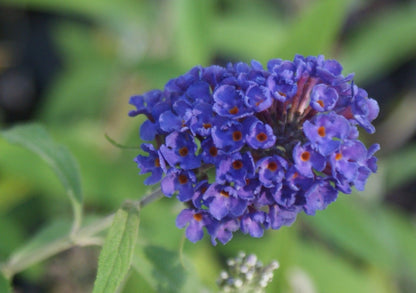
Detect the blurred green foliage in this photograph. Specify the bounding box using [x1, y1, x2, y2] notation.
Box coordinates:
[1, 0, 416, 292]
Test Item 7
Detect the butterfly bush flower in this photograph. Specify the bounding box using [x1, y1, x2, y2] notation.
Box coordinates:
[129, 54, 380, 244]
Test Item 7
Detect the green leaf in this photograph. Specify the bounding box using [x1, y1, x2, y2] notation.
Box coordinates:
[121, 269, 154, 293]
[383, 143, 416, 191]
[296, 240, 396, 293]
[0, 124, 83, 231]
[210, 2, 284, 63]
[0, 215, 25, 259]
[0, 124, 82, 202]
[276, 0, 349, 59]
[3, 219, 72, 278]
[172, 0, 214, 68]
[92, 203, 140, 293]
[341, 3, 416, 82]
[380, 209, 416, 287]
[132, 244, 204, 293]
[305, 196, 400, 274]
[0, 272, 11, 293]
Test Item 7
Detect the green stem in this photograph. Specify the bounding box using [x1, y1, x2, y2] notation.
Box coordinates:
[70, 198, 83, 237]
[138, 187, 164, 208]
[0, 188, 163, 280]
[104, 133, 140, 150]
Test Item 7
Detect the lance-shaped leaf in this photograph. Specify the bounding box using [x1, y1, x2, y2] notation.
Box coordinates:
[2, 219, 72, 278]
[92, 203, 140, 293]
[0, 124, 83, 231]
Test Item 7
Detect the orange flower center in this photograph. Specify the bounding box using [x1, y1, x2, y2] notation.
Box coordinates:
[267, 161, 278, 171]
[229, 106, 239, 115]
[178, 174, 188, 184]
[179, 147, 189, 157]
[154, 157, 160, 167]
[256, 132, 268, 142]
[301, 151, 311, 162]
[232, 131, 242, 141]
[193, 213, 203, 221]
[232, 160, 243, 170]
[220, 190, 230, 197]
[255, 100, 263, 106]
[209, 146, 218, 157]
[318, 126, 326, 137]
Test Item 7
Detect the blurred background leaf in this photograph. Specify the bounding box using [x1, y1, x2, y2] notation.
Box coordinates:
[340, 2, 416, 83]
[0, 272, 11, 293]
[0, 124, 83, 233]
[132, 244, 205, 293]
[275, 0, 350, 60]
[384, 143, 416, 191]
[0, 124, 82, 204]
[2, 219, 72, 279]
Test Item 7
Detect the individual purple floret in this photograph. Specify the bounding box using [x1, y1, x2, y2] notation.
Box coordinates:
[159, 131, 201, 170]
[176, 209, 215, 243]
[351, 88, 379, 133]
[213, 85, 253, 119]
[293, 143, 326, 178]
[310, 84, 338, 111]
[134, 143, 166, 185]
[203, 183, 247, 221]
[303, 180, 338, 215]
[211, 120, 245, 153]
[303, 112, 350, 155]
[256, 155, 288, 188]
[129, 54, 380, 244]
[267, 60, 300, 101]
[268, 205, 299, 230]
[245, 118, 277, 149]
[216, 152, 255, 187]
[240, 211, 268, 238]
[209, 218, 240, 245]
[160, 169, 196, 202]
[244, 84, 273, 112]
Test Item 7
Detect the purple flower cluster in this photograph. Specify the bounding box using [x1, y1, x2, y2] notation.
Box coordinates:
[129, 55, 379, 245]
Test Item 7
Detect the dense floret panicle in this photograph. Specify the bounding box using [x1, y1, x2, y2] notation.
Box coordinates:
[129, 55, 380, 244]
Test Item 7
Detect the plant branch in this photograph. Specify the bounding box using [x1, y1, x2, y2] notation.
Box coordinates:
[138, 187, 164, 209]
[0, 187, 163, 280]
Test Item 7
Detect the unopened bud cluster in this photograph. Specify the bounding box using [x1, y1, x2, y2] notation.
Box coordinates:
[217, 252, 279, 292]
